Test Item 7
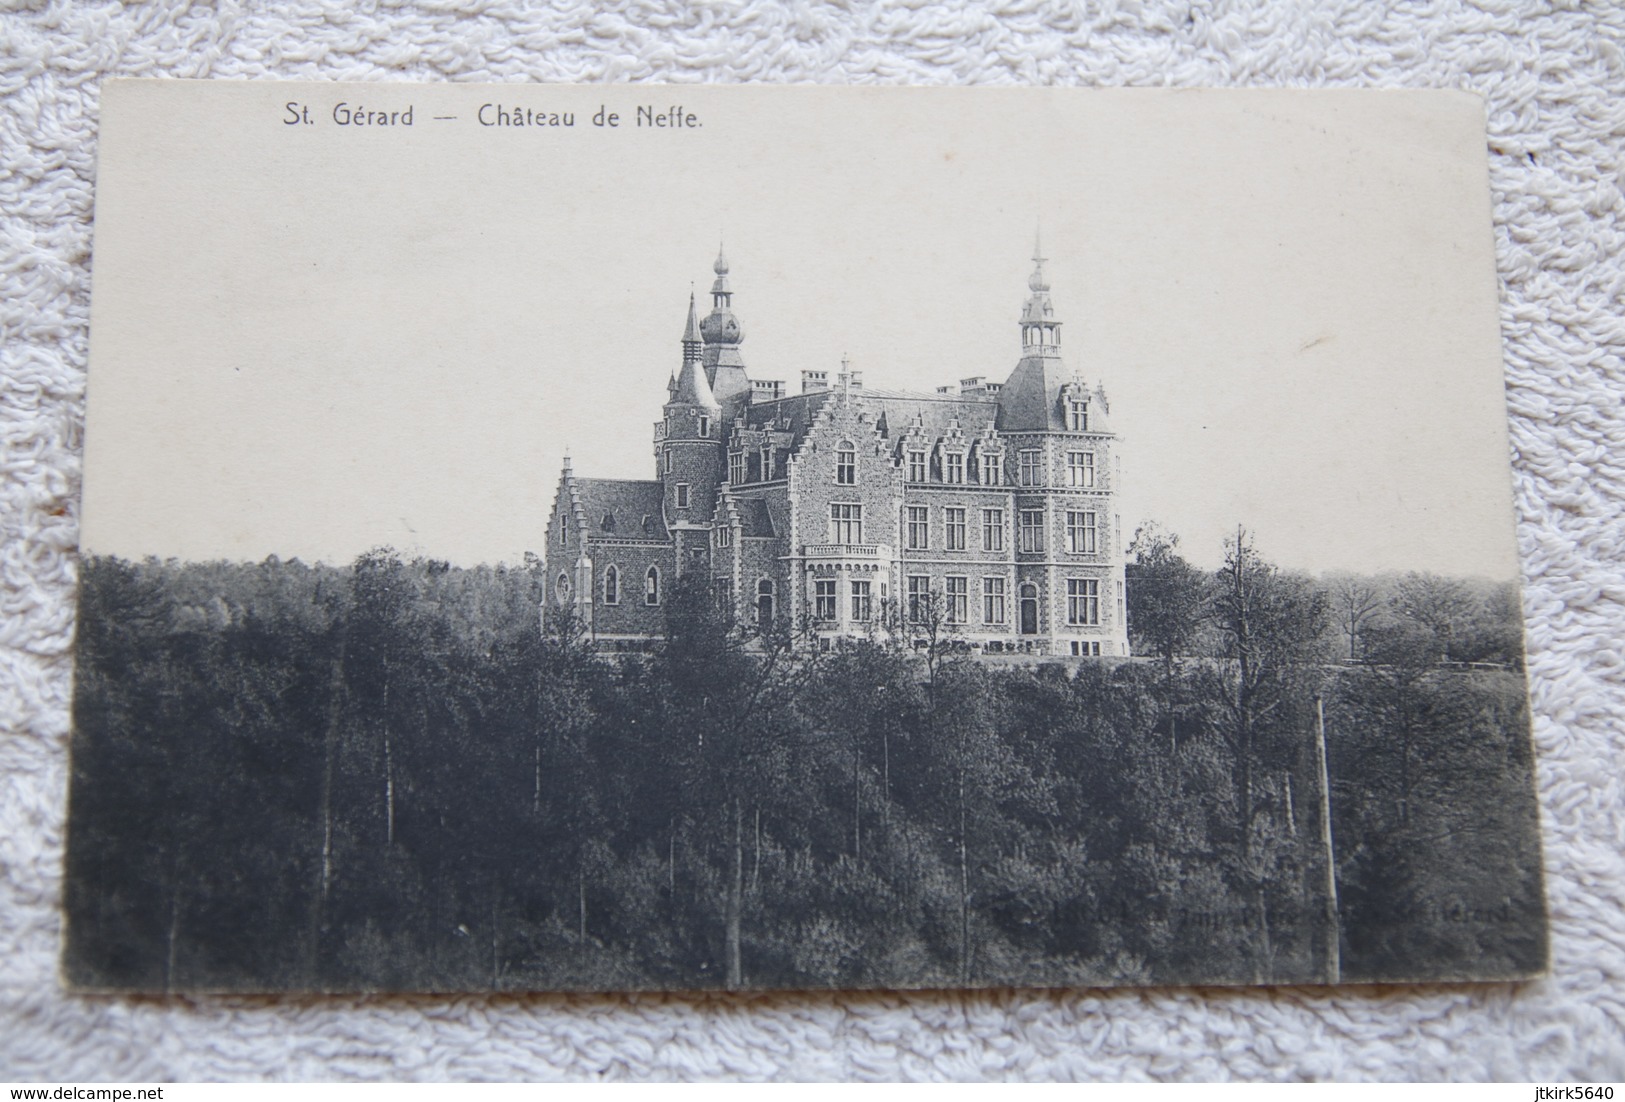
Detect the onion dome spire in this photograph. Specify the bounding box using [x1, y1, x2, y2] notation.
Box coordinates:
[1020, 226, 1061, 349]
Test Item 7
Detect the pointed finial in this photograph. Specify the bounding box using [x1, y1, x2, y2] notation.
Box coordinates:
[683, 290, 702, 344]
[1028, 224, 1051, 294]
[714, 241, 730, 276]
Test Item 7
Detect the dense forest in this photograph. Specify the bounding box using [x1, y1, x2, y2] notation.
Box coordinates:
[63, 531, 1546, 992]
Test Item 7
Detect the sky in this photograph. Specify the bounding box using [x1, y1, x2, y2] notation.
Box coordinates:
[81, 83, 1521, 577]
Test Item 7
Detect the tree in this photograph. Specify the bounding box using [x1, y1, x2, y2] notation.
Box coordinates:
[1391, 572, 1474, 662]
[1199, 528, 1331, 979]
[655, 572, 819, 988]
[1326, 572, 1383, 661]
[1126, 522, 1209, 752]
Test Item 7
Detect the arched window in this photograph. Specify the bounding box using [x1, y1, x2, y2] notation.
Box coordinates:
[645, 566, 661, 606]
[603, 565, 619, 605]
[756, 579, 775, 630]
[835, 441, 856, 485]
[555, 573, 572, 607]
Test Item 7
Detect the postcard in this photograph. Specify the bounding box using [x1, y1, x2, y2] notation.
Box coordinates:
[64, 82, 1546, 991]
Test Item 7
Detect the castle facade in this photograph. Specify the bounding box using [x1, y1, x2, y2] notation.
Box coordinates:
[544, 244, 1129, 657]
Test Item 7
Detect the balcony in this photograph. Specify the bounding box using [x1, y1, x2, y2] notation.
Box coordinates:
[804, 542, 892, 560]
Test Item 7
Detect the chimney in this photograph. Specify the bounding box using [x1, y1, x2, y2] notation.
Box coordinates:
[802, 369, 828, 393]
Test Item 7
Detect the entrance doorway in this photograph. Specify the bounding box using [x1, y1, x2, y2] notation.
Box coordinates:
[1019, 584, 1039, 635]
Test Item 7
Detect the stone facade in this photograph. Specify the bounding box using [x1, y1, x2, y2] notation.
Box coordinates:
[545, 244, 1130, 657]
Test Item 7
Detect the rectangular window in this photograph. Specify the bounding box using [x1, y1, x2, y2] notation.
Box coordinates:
[981, 452, 1001, 485]
[945, 452, 964, 484]
[1067, 511, 1098, 554]
[699, 415, 711, 437]
[716, 526, 732, 548]
[945, 576, 968, 624]
[729, 451, 746, 485]
[1068, 450, 1096, 488]
[850, 579, 872, 622]
[906, 505, 929, 551]
[982, 508, 1005, 552]
[907, 575, 931, 624]
[829, 503, 863, 545]
[1116, 579, 1124, 626]
[908, 450, 928, 482]
[675, 483, 691, 509]
[1019, 449, 1044, 486]
[761, 447, 775, 481]
[815, 579, 837, 621]
[1019, 508, 1045, 553]
[945, 507, 966, 551]
[1068, 400, 1089, 432]
[836, 447, 856, 485]
[982, 577, 1006, 624]
[1067, 578, 1101, 625]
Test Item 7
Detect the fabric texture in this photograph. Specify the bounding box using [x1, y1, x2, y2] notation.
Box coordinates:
[3, 0, 1623, 1082]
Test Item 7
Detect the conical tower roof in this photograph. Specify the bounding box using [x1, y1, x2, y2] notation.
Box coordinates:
[672, 293, 720, 411]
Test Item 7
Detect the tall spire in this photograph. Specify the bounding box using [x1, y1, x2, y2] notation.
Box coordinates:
[682, 290, 703, 358]
[672, 293, 719, 410]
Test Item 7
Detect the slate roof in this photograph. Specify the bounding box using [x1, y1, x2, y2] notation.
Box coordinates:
[733, 497, 776, 538]
[743, 388, 1000, 451]
[574, 478, 670, 541]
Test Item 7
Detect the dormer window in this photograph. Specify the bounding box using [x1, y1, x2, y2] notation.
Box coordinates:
[981, 451, 1002, 485]
[730, 451, 746, 485]
[836, 442, 856, 485]
[945, 452, 965, 484]
[1068, 399, 1089, 432]
[907, 450, 927, 482]
[641, 514, 653, 534]
[602, 513, 616, 532]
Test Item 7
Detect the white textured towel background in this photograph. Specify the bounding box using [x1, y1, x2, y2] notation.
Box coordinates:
[3, 0, 1623, 1082]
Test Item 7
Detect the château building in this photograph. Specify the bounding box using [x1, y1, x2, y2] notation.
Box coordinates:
[544, 243, 1129, 657]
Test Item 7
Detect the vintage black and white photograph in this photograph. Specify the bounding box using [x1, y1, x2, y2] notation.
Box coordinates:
[64, 82, 1547, 993]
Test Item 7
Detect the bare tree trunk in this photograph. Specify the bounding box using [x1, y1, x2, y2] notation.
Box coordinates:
[311, 649, 345, 980]
[726, 797, 744, 988]
[751, 806, 761, 894]
[882, 730, 891, 814]
[490, 884, 500, 989]
[853, 741, 862, 861]
[958, 766, 970, 985]
[382, 674, 395, 845]
[1314, 695, 1341, 983]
